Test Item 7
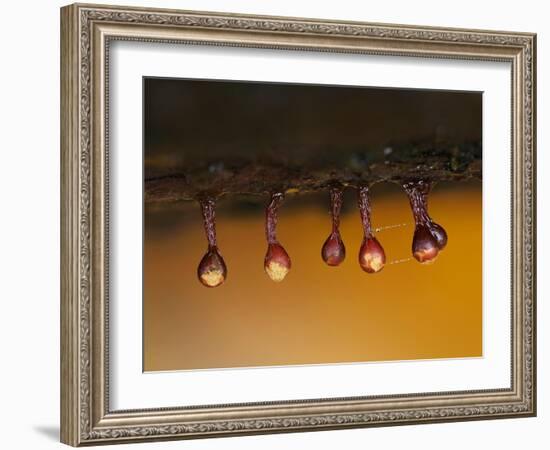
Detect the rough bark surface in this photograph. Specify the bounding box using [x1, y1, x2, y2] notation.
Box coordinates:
[145, 140, 481, 203]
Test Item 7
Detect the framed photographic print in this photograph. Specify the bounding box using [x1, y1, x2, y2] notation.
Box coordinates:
[60, 3, 537, 446]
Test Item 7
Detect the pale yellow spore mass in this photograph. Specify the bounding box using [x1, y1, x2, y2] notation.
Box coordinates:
[364, 253, 384, 273]
[414, 248, 439, 264]
[200, 269, 225, 287]
[265, 261, 289, 282]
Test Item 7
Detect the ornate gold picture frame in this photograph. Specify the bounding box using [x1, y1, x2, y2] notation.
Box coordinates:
[61, 3, 536, 446]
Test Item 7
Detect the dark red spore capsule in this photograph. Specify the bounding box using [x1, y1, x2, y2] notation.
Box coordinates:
[197, 198, 227, 287]
[264, 193, 291, 282]
[403, 181, 448, 264]
[357, 186, 386, 273]
[321, 187, 346, 266]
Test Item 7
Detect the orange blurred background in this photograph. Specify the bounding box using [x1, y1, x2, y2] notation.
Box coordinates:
[143, 180, 482, 371]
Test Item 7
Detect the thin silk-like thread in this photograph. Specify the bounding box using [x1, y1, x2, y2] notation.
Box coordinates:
[374, 222, 410, 233]
[388, 257, 413, 265]
[373, 222, 412, 265]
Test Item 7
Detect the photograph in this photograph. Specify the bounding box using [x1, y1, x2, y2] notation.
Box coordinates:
[143, 78, 482, 372]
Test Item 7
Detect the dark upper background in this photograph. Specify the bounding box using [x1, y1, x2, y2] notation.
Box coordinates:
[144, 77, 482, 179]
